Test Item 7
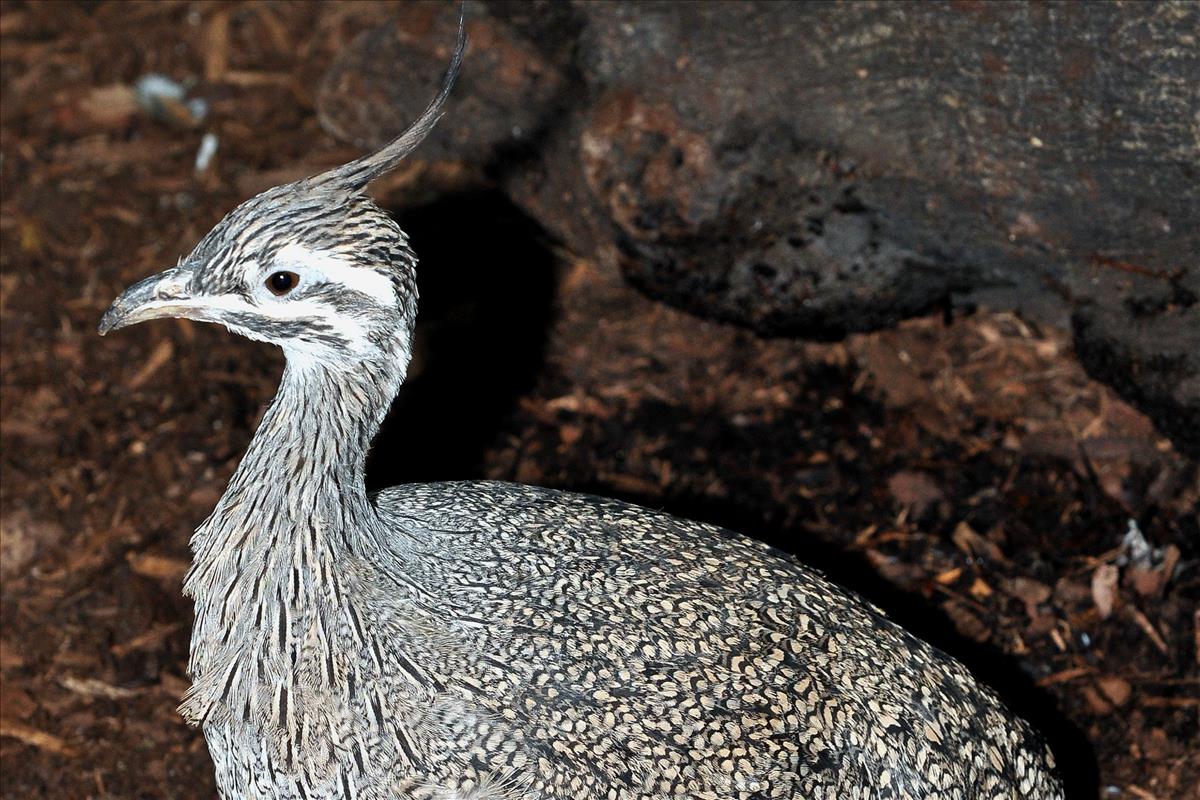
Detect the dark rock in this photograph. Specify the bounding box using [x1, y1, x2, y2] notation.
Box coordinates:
[318, 2, 570, 173]
[1071, 261, 1200, 459]
[318, 0, 1200, 456]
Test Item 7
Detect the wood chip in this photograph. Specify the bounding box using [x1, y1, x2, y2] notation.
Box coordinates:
[251, 6, 291, 53]
[59, 676, 144, 700]
[110, 623, 182, 658]
[0, 719, 74, 755]
[220, 70, 292, 87]
[558, 424, 583, 446]
[952, 521, 1008, 565]
[205, 9, 230, 83]
[51, 138, 188, 168]
[1037, 665, 1092, 686]
[934, 567, 962, 585]
[1096, 676, 1132, 706]
[968, 577, 993, 599]
[602, 472, 663, 497]
[1139, 696, 1200, 708]
[1, 509, 66, 579]
[1130, 544, 1180, 598]
[1006, 576, 1052, 620]
[0, 687, 37, 720]
[1081, 685, 1112, 715]
[1091, 563, 1119, 619]
[127, 339, 174, 390]
[1127, 607, 1169, 655]
[78, 84, 138, 128]
[942, 600, 990, 643]
[126, 551, 189, 582]
[157, 672, 191, 701]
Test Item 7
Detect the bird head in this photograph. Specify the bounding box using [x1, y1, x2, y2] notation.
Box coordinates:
[98, 184, 422, 370]
[99, 13, 465, 375]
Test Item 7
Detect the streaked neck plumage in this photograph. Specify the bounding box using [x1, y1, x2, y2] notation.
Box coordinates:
[179, 347, 407, 727]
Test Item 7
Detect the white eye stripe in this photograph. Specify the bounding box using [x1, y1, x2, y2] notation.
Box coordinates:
[205, 292, 369, 349]
[266, 243, 395, 304]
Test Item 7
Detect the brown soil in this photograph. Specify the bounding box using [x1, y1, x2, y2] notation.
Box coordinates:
[1, 3, 1196, 798]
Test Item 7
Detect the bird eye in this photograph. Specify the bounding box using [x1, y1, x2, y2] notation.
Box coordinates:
[266, 271, 299, 296]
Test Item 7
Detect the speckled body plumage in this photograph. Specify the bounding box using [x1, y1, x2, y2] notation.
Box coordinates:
[100, 13, 1064, 800]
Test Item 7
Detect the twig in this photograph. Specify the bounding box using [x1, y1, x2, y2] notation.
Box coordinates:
[1036, 666, 1093, 687]
[1127, 607, 1169, 655]
[59, 676, 144, 700]
[1090, 254, 1183, 283]
[1139, 696, 1200, 708]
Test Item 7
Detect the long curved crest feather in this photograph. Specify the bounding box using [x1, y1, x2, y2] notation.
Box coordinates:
[319, 6, 466, 193]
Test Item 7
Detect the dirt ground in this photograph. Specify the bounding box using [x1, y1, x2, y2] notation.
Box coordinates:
[1, 3, 1196, 798]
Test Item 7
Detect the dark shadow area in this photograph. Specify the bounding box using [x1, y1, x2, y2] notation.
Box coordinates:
[366, 189, 557, 488]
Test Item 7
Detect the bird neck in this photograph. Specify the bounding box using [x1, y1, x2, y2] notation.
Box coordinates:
[251, 357, 397, 500]
[180, 357, 400, 638]
[179, 355, 405, 725]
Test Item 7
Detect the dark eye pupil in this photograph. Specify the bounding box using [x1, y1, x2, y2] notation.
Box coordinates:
[268, 271, 298, 295]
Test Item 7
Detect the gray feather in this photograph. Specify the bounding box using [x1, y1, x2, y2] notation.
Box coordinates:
[317, 8, 467, 194]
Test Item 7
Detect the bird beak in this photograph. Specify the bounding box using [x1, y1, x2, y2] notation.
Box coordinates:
[98, 266, 198, 335]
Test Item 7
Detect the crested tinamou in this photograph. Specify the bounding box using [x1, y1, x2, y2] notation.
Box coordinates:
[100, 12, 1064, 800]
